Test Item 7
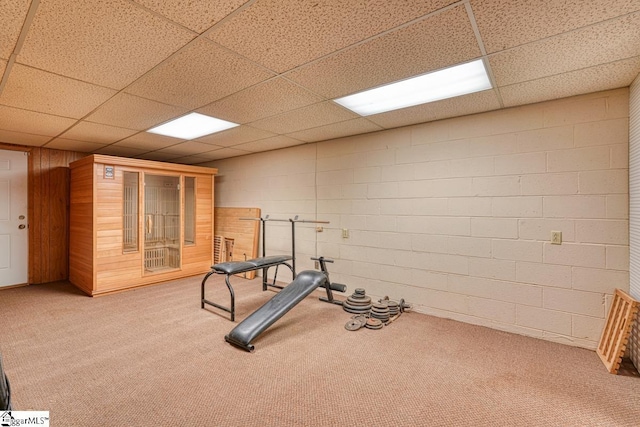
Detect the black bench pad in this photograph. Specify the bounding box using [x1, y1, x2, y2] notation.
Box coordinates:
[212, 261, 255, 275]
[211, 255, 293, 275]
[225, 270, 327, 352]
[246, 255, 292, 267]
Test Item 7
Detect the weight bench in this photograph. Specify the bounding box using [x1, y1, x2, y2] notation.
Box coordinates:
[225, 270, 328, 352]
[201, 255, 293, 321]
[225, 258, 346, 352]
[201, 216, 339, 321]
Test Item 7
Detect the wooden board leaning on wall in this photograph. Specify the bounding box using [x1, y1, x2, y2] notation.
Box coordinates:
[214, 207, 261, 279]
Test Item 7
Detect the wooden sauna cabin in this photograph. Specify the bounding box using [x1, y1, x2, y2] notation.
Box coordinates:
[69, 155, 217, 296]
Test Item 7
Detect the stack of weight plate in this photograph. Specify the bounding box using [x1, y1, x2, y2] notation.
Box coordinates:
[342, 288, 372, 315]
[370, 301, 390, 324]
[365, 318, 383, 330]
[387, 300, 400, 317]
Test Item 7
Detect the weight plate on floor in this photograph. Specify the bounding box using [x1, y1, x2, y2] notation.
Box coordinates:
[366, 318, 382, 326]
[343, 301, 371, 309]
[343, 307, 370, 314]
[345, 319, 363, 331]
[347, 295, 371, 304]
[347, 296, 370, 303]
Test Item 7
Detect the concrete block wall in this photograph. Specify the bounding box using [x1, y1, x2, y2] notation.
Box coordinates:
[629, 73, 639, 370]
[209, 88, 630, 350]
[213, 144, 318, 281]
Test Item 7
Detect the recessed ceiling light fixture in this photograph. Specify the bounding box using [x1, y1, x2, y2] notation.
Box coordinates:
[333, 59, 492, 116]
[147, 112, 238, 140]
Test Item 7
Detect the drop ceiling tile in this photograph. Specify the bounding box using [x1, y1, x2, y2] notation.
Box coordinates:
[157, 140, 219, 155]
[472, 0, 640, 53]
[249, 102, 358, 134]
[201, 148, 252, 160]
[195, 125, 275, 147]
[114, 132, 184, 151]
[0, 105, 76, 136]
[489, 12, 640, 87]
[18, 0, 196, 89]
[0, 0, 30, 59]
[500, 57, 640, 107]
[85, 93, 188, 131]
[0, 64, 117, 119]
[0, 129, 51, 147]
[136, 151, 182, 162]
[367, 90, 501, 129]
[125, 38, 275, 109]
[131, 0, 247, 33]
[287, 5, 481, 98]
[94, 145, 148, 157]
[166, 155, 212, 165]
[234, 135, 304, 153]
[195, 147, 251, 161]
[287, 118, 383, 143]
[207, 0, 459, 72]
[58, 121, 137, 144]
[45, 138, 107, 153]
[197, 77, 324, 124]
[429, 90, 503, 121]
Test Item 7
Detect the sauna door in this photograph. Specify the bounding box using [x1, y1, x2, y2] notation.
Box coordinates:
[144, 174, 181, 273]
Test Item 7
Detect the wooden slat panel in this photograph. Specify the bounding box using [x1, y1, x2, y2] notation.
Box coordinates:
[48, 150, 72, 281]
[29, 146, 43, 283]
[597, 289, 639, 374]
[214, 207, 260, 279]
[69, 160, 94, 289]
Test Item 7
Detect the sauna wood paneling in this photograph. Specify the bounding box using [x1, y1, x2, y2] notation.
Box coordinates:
[69, 155, 216, 296]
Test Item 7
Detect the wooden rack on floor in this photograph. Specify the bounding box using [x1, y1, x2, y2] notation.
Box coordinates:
[597, 289, 639, 374]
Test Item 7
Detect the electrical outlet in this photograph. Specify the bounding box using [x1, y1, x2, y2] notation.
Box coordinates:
[551, 231, 562, 245]
[314, 261, 320, 270]
[342, 228, 349, 239]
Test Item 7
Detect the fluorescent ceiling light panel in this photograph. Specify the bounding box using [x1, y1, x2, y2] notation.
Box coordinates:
[334, 59, 492, 116]
[147, 112, 238, 140]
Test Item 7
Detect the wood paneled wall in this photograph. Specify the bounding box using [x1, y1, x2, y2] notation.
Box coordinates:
[0, 142, 86, 284]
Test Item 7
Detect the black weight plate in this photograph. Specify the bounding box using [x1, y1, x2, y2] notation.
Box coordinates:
[347, 295, 371, 304]
[343, 302, 371, 310]
[365, 323, 383, 330]
[343, 307, 370, 314]
[345, 319, 363, 331]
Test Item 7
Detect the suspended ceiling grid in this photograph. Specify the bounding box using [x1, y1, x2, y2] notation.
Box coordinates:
[0, 0, 639, 164]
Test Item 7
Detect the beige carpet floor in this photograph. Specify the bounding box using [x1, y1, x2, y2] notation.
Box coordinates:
[0, 274, 639, 426]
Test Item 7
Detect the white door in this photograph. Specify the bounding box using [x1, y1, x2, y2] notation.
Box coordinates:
[0, 149, 28, 287]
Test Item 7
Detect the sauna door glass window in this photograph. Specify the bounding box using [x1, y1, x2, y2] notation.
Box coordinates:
[184, 177, 195, 245]
[144, 174, 180, 272]
[123, 172, 139, 252]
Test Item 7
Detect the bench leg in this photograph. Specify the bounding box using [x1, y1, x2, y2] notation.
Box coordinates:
[226, 275, 236, 322]
[201, 271, 236, 321]
[201, 270, 215, 309]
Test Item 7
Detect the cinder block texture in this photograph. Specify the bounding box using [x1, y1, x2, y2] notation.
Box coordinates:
[212, 89, 630, 351]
